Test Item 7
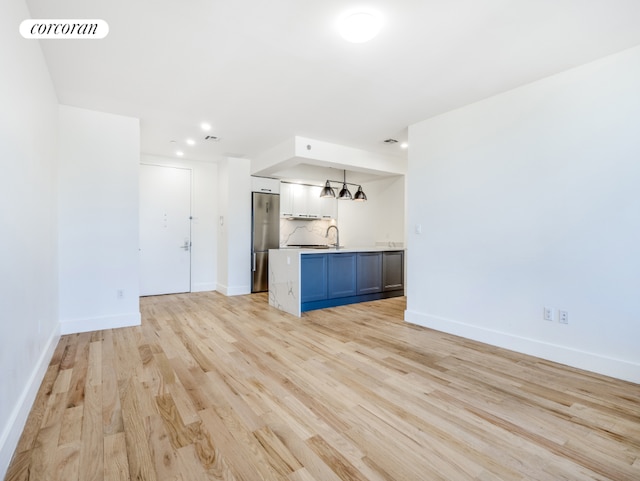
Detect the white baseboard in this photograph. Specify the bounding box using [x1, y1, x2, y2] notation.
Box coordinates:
[216, 283, 251, 296]
[60, 311, 141, 335]
[404, 310, 640, 384]
[191, 282, 217, 293]
[0, 326, 60, 479]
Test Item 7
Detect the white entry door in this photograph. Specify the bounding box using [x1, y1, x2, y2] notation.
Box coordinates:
[139, 164, 192, 296]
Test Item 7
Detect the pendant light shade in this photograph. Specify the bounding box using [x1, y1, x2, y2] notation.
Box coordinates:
[338, 183, 352, 200]
[353, 185, 367, 201]
[320, 180, 336, 198]
[338, 169, 352, 200]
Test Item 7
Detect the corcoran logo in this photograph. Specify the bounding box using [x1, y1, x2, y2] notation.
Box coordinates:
[20, 19, 109, 39]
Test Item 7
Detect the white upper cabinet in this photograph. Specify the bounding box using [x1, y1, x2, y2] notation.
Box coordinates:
[292, 184, 309, 217]
[320, 196, 338, 219]
[280, 182, 294, 216]
[280, 183, 337, 219]
[251, 176, 280, 194]
[281, 183, 308, 217]
[306, 186, 322, 218]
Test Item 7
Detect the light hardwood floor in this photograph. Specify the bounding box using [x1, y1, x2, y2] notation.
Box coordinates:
[5, 292, 640, 480]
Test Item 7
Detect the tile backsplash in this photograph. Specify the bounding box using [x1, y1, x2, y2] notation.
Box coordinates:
[280, 218, 336, 246]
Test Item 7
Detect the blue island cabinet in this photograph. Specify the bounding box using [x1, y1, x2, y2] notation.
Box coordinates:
[300, 254, 328, 302]
[327, 253, 357, 298]
[301, 250, 404, 312]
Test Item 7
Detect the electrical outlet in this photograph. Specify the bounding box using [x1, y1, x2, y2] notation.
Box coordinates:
[117, 289, 124, 300]
[559, 310, 569, 324]
[543, 307, 554, 321]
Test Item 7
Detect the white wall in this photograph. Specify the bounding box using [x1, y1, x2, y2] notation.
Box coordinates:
[58, 106, 141, 334]
[141, 154, 218, 292]
[0, 0, 60, 475]
[338, 176, 406, 248]
[217, 157, 251, 295]
[406, 46, 640, 383]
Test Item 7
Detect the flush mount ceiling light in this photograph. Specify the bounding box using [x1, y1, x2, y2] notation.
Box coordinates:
[319, 170, 367, 202]
[337, 9, 383, 43]
[200, 122, 212, 131]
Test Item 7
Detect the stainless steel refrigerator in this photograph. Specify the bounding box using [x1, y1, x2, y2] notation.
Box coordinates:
[251, 192, 280, 292]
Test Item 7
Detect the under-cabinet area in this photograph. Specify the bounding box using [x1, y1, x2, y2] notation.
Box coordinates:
[269, 248, 404, 316]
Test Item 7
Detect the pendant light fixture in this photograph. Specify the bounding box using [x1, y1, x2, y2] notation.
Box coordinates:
[319, 170, 367, 202]
[353, 185, 367, 201]
[338, 170, 352, 200]
[320, 180, 335, 198]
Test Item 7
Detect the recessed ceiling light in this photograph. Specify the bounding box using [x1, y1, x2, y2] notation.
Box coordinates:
[400, 142, 409, 149]
[200, 122, 212, 131]
[176, 151, 184, 157]
[186, 138, 195, 146]
[337, 9, 383, 43]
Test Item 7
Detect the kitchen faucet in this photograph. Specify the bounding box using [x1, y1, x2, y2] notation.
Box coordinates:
[326, 225, 340, 250]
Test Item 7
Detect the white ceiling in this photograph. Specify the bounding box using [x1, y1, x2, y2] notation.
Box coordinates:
[26, 0, 640, 171]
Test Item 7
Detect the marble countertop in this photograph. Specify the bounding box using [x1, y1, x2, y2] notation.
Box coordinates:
[274, 246, 405, 254]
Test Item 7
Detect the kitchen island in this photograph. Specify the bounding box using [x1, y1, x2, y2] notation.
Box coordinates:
[269, 247, 404, 317]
